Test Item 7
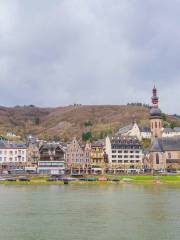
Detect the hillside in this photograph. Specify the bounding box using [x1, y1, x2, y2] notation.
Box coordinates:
[0, 105, 179, 141]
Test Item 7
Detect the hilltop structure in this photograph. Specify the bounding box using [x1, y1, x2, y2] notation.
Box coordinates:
[116, 122, 151, 140]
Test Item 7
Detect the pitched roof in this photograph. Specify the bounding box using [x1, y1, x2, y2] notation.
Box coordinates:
[150, 138, 163, 152]
[117, 124, 133, 135]
[139, 127, 151, 132]
[150, 137, 180, 152]
[0, 140, 27, 149]
[163, 128, 174, 133]
[174, 127, 180, 132]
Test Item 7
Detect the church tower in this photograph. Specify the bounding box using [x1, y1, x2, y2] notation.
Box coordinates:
[150, 86, 162, 142]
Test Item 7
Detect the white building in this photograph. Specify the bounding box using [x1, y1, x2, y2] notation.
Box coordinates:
[0, 141, 27, 163]
[37, 161, 65, 175]
[117, 122, 151, 140]
[105, 135, 143, 173]
[0, 141, 27, 173]
[162, 127, 180, 138]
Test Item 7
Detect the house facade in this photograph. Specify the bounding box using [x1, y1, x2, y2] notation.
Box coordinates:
[0, 141, 27, 174]
[105, 135, 143, 173]
[65, 137, 91, 174]
[37, 144, 65, 175]
[90, 143, 107, 174]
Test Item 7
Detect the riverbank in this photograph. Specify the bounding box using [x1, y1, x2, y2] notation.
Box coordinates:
[1, 175, 180, 185]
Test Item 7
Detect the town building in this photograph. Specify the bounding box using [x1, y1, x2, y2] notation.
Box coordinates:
[148, 86, 180, 171]
[90, 142, 107, 174]
[26, 142, 40, 173]
[0, 141, 27, 174]
[37, 144, 65, 175]
[162, 127, 180, 138]
[65, 137, 91, 174]
[149, 137, 180, 171]
[117, 122, 151, 140]
[105, 135, 143, 173]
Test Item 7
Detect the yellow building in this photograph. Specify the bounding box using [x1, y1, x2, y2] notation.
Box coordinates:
[90, 143, 107, 174]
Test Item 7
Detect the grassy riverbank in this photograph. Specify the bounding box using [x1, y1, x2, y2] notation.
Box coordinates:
[1, 175, 180, 185]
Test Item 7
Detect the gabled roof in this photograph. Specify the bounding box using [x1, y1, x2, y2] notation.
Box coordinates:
[0, 140, 27, 149]
[39, 144, 64, 152]
[117, 124, 133, 135]
[150, 138, 163, 152]
[162, 137, 180, 151]
[150, 137, 180, 152]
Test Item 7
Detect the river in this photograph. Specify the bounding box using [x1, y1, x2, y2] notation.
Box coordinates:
[0, 184, 180, 240]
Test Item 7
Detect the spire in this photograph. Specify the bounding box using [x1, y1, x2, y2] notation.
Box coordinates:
[151, 85, 159, 108]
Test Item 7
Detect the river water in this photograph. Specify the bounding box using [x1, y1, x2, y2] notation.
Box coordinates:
[0, 184, 180, 240]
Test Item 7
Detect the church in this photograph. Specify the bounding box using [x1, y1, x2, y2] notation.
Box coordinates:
[148, 86, 180, 171]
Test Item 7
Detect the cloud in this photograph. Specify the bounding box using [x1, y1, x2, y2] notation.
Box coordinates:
[0, 0, 179, 113]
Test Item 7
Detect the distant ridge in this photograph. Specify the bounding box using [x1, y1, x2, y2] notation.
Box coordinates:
[0, 105, 179, 141]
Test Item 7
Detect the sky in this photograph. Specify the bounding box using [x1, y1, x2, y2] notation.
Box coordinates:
[0, 0, 180, 114]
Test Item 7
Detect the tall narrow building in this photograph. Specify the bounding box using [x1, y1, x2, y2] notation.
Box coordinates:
[150, 86, 162, 141]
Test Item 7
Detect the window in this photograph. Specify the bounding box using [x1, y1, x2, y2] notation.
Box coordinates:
[112, 150, 116, 153]
[124, 155, 128, 158]
[112, 155, 116, 158]
[118, 155, 122, 158]
[124, 150, 128, 153]
[156, 154, 159, 164]
[168, 152, 171, 159]
[118, 150, 122, 153]
[155, 122, 157, 128]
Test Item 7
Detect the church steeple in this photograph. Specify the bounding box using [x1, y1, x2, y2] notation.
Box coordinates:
[151, 85, 159, 107]
[149, 86, 162, 141]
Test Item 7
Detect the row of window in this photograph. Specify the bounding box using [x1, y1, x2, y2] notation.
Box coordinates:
[112, 160, 140, 163]
[151, 121, 161, 129]
[0, 157, 25, 161]
[112, 146, 141, 149]
[0, 150, 25, 155]
[112, 150, 140, 153]
[112, 155, 140, 158]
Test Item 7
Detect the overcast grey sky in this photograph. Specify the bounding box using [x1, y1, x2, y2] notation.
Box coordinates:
[0, 0, 180, 114]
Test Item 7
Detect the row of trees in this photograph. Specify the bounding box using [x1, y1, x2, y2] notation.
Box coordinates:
[127, 102, 151, 109]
